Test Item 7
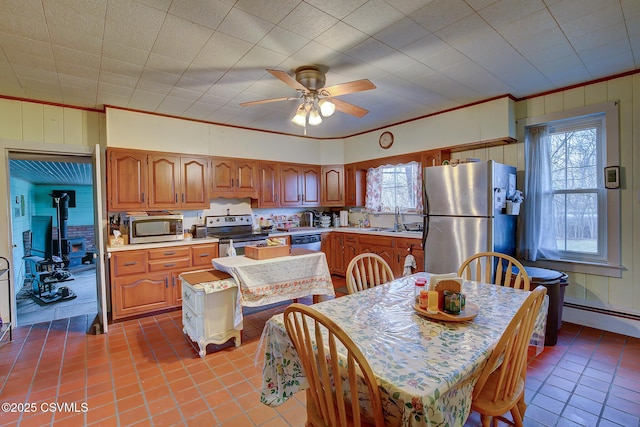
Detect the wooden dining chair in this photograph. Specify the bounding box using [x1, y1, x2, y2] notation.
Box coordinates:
[471, 285, 547, 427]
[457, 252, 531, 291]
[284, 303, 386, 427]
[345, 253, 394, 295]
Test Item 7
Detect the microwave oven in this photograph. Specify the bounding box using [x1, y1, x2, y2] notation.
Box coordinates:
[129, 215, 184, 244]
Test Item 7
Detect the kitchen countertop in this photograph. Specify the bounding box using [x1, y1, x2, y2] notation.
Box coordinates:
[106, 236, 219, 252]
[269, 227, 422, 239]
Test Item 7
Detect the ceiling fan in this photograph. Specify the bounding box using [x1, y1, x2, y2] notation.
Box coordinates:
[240, 65, 376, 128]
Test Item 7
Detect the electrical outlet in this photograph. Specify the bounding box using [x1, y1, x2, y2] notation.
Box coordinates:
[197, 211, 203, 223]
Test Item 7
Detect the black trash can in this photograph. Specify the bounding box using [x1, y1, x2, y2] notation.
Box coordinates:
[522, 267, 568, 346]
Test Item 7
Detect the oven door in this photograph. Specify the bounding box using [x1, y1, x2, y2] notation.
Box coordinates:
[219, 239, 268, 257]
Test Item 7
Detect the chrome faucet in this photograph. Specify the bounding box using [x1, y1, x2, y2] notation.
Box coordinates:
[394, 206, 402, 231]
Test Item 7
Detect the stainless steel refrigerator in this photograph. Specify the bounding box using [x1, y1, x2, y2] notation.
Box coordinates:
[422, 160, 517, 274]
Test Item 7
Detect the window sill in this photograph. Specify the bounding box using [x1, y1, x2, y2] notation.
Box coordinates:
[524, 258, 623, 278]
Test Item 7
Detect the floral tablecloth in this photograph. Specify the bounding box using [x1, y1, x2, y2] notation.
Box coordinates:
[258, 272, 548, 427]
[211, 251, 335, 307]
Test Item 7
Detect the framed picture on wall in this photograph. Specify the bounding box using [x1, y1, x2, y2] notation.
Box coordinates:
[604, 166, 620, 189]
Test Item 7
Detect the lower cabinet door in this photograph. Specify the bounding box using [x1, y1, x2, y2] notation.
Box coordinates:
[113, 272, 172, 320]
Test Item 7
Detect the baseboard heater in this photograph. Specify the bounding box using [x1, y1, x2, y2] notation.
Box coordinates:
[563, 302, 640, 322]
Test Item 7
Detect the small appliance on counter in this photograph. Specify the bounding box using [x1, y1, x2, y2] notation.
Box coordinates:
[191, 224, 207, 239]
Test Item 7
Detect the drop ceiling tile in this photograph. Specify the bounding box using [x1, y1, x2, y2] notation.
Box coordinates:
[59, 73, 97, 91]
[374, 17, 430, 49]
[411, 0, 474, 33]
[346, 37, 396, 64]
[342, 0, 404, 36]
[145, 53, 190, 77]
[13, 64, 58, 82]
[180, 68, 224, 86]
[286, 40, 340, 67]
[390, 0, 436, 16]
[436, 14, 507, 60]
[571, 23, 628, 52]
[136, 79, 172, 96]
[127, 88, 164, 111]
[190, 32, 253, 70]
[0, 34, 54, 63]
[138, 67, 179, 87]
[561, 4, 624, 39]
[168, 86, 206, 102]
[173, 76, 215, 93]
[278, 2, 338, 39]
[98, 80, 135, 97]
[52, 45, 100, 69]
[258, 26, 311, 56]
[402, 34, 469, 71]
[0, 1, 49, 42]
[305, 0, 367, 20]
[43, 0, 106, 39]
[233, 45, 289, 72]
[168, 0, 232, 30]
[206, 83, 242, 100]
[217, 7, 274, 44]
[104, 0, 165, 50]
[99, 70, 139, 89]
[100, 57, 143, 80]
[315, 21, 369, 53]
[151, 15, 214, 63]
[136, 0, 172, 12]
[478, 0, 547, 29]
[182, 101, 219, 120]
[56, 61, 99, 81]
[102, 40, 149, 67]
[156, 96, 193, 115]
[234, 0, 299, 24]
[393, 61, 436, 83]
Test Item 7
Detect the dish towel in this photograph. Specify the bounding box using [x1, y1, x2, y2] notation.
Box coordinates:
[403, 254, 416, 276]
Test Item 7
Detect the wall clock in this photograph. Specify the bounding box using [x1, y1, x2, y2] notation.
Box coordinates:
[379, 131, 394, 149]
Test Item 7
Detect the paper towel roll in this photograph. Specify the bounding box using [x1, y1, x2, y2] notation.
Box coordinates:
[340, 210, 349, 227]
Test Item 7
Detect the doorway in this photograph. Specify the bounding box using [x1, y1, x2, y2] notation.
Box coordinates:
[8, 153, 98, 327]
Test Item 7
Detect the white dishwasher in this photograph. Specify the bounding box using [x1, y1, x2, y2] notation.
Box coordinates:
[290, 233, 322, 251]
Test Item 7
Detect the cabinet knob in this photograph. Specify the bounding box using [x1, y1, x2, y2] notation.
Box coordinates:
[164, 263, 176, 268]
[164, 251, 176, 255]
[123, 261, 137, 266]
[199, 253, 209, 257]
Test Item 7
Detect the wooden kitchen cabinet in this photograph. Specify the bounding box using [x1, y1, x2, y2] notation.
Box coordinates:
[280, 164, 320, 207]
[345, 164, 367, 207]
[254, 162, 280, 208]
[421, 149, 450, 168]
[321, 165, 345, 206]
[210, 157, 258, 199]
[358, 235, 394, 271]
[110, 242, 219, 321]
[344, 234, 359, 272]
[108, 148, 209, 211]
[392, 238, 424, 278]
[321, 232, 345, 275]
[108, 149, 148, 210]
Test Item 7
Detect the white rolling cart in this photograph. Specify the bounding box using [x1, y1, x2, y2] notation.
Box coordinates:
[180, 269, 242, 357]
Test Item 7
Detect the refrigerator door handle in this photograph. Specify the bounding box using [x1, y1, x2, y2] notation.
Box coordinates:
[422, 215, 428, 253]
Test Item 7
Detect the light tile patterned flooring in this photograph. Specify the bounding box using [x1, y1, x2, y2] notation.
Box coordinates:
[1, 276, 639, 427]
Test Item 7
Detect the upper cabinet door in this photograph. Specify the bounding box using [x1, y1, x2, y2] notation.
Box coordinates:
[280, 164, 302, 206]
[234, 160, 258, 198]
[321, 165, 344, 206]
[345, 164, 366, 207]
[256, 162, 280, 207]
[108, 149, 148, 211]
[301, 166, 320, 206]
[148, 154, 181, 209]
[210, 157, 258, 199]
[210, 158, 235, 196]
[181, 156, 209, 208]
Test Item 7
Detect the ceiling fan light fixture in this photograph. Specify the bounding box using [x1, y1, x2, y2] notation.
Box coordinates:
[308, 108, 322, 126]
[291, 105, 307, 127]
[319, 98, 335, 117]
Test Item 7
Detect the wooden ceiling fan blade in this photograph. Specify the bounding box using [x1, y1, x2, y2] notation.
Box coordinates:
[331, 98, 369, 117]
[322, 79, 376, 97]
[267, 69, 308, 91]
[240, 97, 295, 107]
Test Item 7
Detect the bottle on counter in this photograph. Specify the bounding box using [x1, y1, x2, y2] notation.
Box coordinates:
[414, 277, 427, 304]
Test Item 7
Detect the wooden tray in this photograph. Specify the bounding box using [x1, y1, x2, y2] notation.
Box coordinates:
[413, 302, 479, 322]
[244, 244, 290, 260]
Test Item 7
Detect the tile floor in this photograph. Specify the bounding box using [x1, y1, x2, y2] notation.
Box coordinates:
[1, 276, 639, 427]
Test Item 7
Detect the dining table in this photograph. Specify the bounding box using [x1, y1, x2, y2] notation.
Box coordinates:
[257, 272, 547, 427]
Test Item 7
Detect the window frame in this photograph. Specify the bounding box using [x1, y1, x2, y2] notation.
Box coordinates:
[523, 101, 622, 278]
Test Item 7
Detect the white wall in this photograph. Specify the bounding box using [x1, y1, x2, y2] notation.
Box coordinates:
[106, 107, 345, 165]
[344, 97, 515, 163]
